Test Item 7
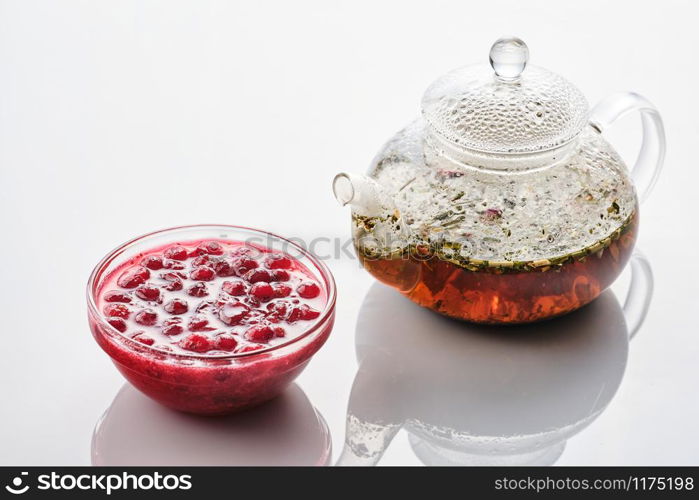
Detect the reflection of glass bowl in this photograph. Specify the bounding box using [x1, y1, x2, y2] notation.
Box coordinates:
[340, 255, 652, 466]
[87, 225, 336, 415]
[92, 383, 331, 466]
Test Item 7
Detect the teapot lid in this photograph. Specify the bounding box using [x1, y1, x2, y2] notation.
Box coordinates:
[421, 37, 589, 154]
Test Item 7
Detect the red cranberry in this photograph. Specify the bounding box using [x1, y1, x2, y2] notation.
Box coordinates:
[163, 259, 186, 270]
[272, 283, 292, 298]
[103, 303, 130, 319]
[245, 295, 261, 308]
[195, 300, 215, 313]
[266, 301, 289, 323]
[191, 255, 210, 267]
[245, 268, 273, 283]
[215, 334, 238, 351]
[273, 326, 286, 337]
[482, 207, 503, 222]
[187, 282, 208, 297]
[265, 312, 284, 323]
[265, 254, 292, 269]
[160, 272, 184, 291]
[132, 332, 155, 346]
[104, 290, 132, 303]
[286, 307, 302, 323]
[167, 270, 187, 279]
[231, 245, 254, 256]
[271, 269, 290, 282]
[134, 308, 158, 326]
[164, 245, 188, 261]
[250, 282, 275, 302]
[297, 281, 321, 299]
[288, 304, 320, 323]
[179, 334, 213, 353]
[164, 298, 188, 315]
[237, 344, 264, 353]
[301, 304, 321, 320]
[117, 266, 150, 289]
[222, 280, 247, 296]
[141, 255, 164, 270]
[233, 256, 259, 276]
[213, 258, 235, 277]
[135, 285, 161, 302]
[218, 301, 250, 326]
[107, 317, 127, 333]
[190, 266, 215, 281]
[188, 314, 210, 331]
[266, 300, 288, 312]
[195, 241, 224, 256]
[244, 324, 275, 343]
[162, 318, 183, 336]
[162, 324, 183, 336]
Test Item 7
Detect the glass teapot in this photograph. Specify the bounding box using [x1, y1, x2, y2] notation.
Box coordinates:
[333, 37, 665, 324]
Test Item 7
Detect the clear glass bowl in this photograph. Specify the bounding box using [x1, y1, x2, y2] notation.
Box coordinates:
[87, 225, 336, 415]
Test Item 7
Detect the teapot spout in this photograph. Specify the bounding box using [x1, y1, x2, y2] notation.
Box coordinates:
[332, 173, 395, 217]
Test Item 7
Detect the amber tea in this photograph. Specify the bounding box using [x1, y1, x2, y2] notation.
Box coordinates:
[356, 211, 638, 323]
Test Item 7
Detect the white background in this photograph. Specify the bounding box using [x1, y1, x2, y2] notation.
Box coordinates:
[1, 0, 697, 465]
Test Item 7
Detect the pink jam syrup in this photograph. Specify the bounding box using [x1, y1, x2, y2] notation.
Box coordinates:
[90, 238, 333, 415]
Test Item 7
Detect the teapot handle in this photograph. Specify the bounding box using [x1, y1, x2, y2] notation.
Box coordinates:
[589, 92, 666, 203]
[623, 251, 654, 340]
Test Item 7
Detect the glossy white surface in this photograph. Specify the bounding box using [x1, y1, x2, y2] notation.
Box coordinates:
[0, 0, 697, 465]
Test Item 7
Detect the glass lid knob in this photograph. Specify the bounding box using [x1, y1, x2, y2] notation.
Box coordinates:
[489, 37, 529, 81]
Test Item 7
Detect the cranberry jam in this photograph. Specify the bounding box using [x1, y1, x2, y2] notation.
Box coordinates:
[88, 227, 336, 415]
[100, 239, 326, 355]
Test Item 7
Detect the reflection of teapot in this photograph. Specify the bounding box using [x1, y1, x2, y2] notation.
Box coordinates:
[93, 383, 331, 466]
[333, 37, 664, 324]
[338, 254, 652, 466]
